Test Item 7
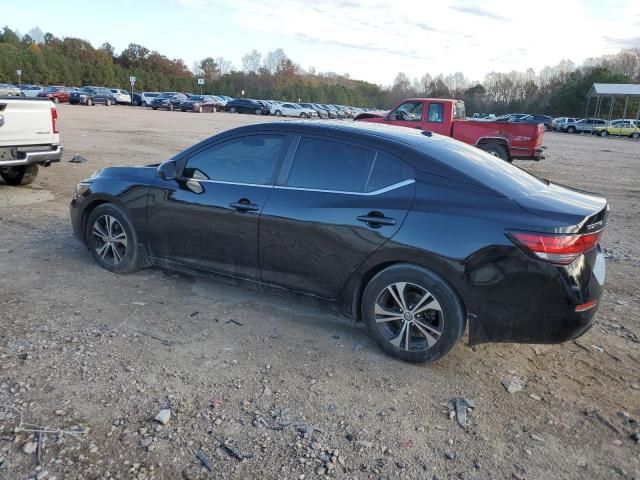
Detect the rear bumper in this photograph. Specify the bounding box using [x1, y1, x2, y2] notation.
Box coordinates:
[0, 145, 63, 167]
[511, 146, 546, 161]
[467, 245, 605, 345]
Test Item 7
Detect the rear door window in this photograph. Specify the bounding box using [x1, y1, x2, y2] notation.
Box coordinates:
[287, 138, 375, 193]
[286, 138, 413, 193]
[426, 103, 444, 122]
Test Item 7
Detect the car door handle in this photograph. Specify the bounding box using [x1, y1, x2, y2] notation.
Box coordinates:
[229, 200, 259, 212]
[357, 212, 396, 227]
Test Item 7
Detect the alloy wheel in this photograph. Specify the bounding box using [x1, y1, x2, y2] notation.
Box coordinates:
[374, 282, 444, 351]
[92, 215, 128, 265]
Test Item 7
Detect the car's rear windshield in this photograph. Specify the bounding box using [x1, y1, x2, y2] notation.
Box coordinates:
[43, 87, 59, 92]
[158, 92, 175, 98]
[190, 96, 204, 101]
[418, 137, 547, 197]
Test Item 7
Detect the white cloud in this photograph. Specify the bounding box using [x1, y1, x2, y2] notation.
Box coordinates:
[179, 0, 640, 85]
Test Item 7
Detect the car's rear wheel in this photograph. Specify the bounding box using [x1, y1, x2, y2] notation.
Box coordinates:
[86, 98, 93, 106]
[229, 107, 236, 113]
[362, 264, 465, 363]
[599, 130, 608, 137]
[0, 165, 38, 186]
[255, 109, 262, 115]
[300, 112, 308, 119]
[52, 97, 59, 104]
[567, 126, 576, 133]
[105, 98, 111, 106]
[478, 143, 510, 162]
[631, 132, 639, 139]
[197, 106, 203, 113]
[275, 110, 282, 116]
[86, 204, 140, 274]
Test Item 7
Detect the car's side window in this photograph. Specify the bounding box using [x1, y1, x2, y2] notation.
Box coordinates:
[427, 103, 444, 123]
[390, 102, 423, 121]
[287, 137, 375, 193]
[183, 135, 285, 186]
[365, 152, 414, 193]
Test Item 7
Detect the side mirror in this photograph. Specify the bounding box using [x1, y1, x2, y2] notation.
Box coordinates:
[158, 161, 176, 181]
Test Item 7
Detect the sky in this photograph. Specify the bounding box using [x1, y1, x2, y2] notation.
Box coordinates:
[5, 0, 640, 86]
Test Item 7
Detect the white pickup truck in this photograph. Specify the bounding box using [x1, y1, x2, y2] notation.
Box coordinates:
[0, 98, 63, 186]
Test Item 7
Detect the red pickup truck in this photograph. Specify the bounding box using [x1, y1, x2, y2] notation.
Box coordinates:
[355, 98, 545, 162]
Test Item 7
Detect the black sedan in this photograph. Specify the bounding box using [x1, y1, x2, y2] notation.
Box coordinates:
[225, 98, 270, 115]
[180, 95, 218, 113]
[70, 122, 607, 363]
[69, 86, 116, 106]
[151, 92, 188, 111]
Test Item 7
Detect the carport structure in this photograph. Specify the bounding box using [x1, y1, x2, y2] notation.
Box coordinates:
[586, 83, 640, 128]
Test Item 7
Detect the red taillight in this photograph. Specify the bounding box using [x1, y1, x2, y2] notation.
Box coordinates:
[575, 300, 598, 312]
[51, 107, 59, 134]
[507, 231, 601, 265]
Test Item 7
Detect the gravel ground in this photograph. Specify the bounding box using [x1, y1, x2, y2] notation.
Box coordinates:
[0, 105, 639, 480]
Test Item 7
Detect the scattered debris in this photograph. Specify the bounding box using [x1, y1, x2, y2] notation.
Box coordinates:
[530, 433, 544, 442]
[444, 450, 455, 460]
[219, 440, 246, 461]
[448, 398, 475, 429]
[136, 330, 174, 346]
[502, 376, 525, 394]
[154, 408, 171, 425]
[68, 155, 87, 163]
[226, 319, 243, 326]
[196, 449, 213, 471]
[210, 398, 224, 409]
[22, 442, 38, 454]
[529, 393, 542, 401]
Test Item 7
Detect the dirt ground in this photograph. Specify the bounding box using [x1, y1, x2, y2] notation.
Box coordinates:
[1, 105, 639, 480]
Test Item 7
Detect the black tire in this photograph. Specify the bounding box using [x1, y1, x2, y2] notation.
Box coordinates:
[105, 98, 111, 106]
[255, 109, 262, 115]
[631, 132, 639, 139]
[567, 126, 576, 134]
[0, 165, 39, 186]
[86, 203, 141, 274]
[229, 107, 236, 113]
[300, 112, 308, 119]
[198, 106, 203, 113]
[86, 98, 93, 106]
[599, 130, 608, 137]
[152, 107, 157, 110]
[169, 104, 174, 111]
[275, 110, 282, 116]
[478, 142, 510, 162]
[52, 96, 59, 104]
[362, 264, 465, 363]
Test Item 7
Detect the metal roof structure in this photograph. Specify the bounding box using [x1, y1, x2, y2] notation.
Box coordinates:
[588, 83, 640, 97]
[584, 83, 640, 129]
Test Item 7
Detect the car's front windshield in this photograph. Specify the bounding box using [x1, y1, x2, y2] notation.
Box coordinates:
[158, 92, 174, 98]
[190, 96, 204, 102]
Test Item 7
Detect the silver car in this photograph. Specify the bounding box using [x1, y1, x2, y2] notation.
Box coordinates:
[563, 118, 607, 134]
[0, 83, 21, 96]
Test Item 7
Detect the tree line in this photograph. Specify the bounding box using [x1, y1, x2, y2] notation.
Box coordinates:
[1, 25, 639, 116]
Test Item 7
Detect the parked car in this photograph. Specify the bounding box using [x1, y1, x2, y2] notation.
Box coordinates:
[150, 92, 187, 111]
[564, 118, 607, 134]
[355, 98, 545, 161]
[37, 86, 70, 103]
[593, 120, 640, 138]
[20, 85, 44, 98]
[140, 92, 160, 107]
[299, 103, 329, 119]
[551, 117, 578, 131]
[70, 121, 607, 363]
[180, 95, 218, 113]
[209, 95, 227, 109]
[225, 98, 270, 115]
[272, 102, 317, 118]
[321, 104, 345, 119]
[0, 83, 21, 96]
[0, 98, 63, 186]
[519, 114, 553, 129]
[110, 89, 132, 104]
[69, 87, 116, 106]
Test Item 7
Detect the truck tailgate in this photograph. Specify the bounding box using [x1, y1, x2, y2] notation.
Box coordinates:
[0, 99, 57, 147]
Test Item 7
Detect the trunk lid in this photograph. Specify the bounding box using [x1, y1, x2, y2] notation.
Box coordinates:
[514, 181, 608, 233]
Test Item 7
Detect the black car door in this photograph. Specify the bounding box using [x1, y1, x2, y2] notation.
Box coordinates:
[145, 133, 291, 279]
[259, 135, 416, 299]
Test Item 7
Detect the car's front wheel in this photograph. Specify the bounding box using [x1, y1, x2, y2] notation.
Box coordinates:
[86, 204, 141, 274]
[362, 264, 465, 363]
[599, 130, 608, 137]
[567, 126, 576, 133]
